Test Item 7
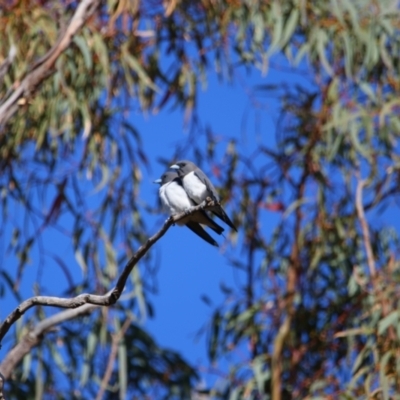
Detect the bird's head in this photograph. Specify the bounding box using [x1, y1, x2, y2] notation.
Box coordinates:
[153, 170, 179, 185]
[170, 160, 196, 176]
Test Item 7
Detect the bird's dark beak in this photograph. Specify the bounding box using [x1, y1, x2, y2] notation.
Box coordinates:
[170, 164, 179, 170]
[153, 179, 162, 184]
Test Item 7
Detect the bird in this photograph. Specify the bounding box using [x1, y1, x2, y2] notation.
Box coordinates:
[154, 170, 224, 247]
[170, 160, 237, 231]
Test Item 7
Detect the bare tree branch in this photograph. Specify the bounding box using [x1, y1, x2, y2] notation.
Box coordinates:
[0, 303, 99, 379]
[0, 0, 101, 127]
[0, 303, 100, 400]
[0, 200, 217, 344]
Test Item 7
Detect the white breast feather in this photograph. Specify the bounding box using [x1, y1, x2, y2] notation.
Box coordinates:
[159, 181, 193, 216]
[182, 171, 207, 203]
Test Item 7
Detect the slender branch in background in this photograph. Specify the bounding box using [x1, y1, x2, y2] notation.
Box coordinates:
[355, 179, 376, 278]
[0, 0, 101, 127]
[95, 317, 133, 400]
[0, 199, 217, 343]
[271, 116, 319, 400]
[272, 316, 291, 397]
[272, 185, 305, 400]
[247, 186, 266, 359]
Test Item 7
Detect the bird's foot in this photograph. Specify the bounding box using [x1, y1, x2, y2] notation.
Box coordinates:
[205, 197, 217, 207]
[184, 207, 192, 216]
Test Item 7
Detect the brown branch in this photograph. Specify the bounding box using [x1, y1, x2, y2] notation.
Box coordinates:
[95, 316, 133, 400]
[0, 0, 101, 127]
[0, 303, 100, 379]
[271, 119, 319, 399]
[0, 200, 216, 344]
[272, 192, 305, 399]
[0, 303, 101, 400]
[355, 179, 376, 278]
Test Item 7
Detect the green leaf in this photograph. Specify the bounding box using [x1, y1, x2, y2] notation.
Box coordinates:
[266, 2, 283, 56]
[341, 32, 353, 77]
[316, 29, 334, 76]
[75, 248, 88, 276]
[22, 352, 32, 381]
[349, 119, 372, 160]
[281, 8, 299, 48]
[380, 350, 393, 400]
[35, 352, 44, 400]
[92, 32, 110, 71]
[378, 310, 398, 335]
[73, 35, 93, 70]
[81, 331, 98, 386]
[118, 329, 128, 399]
[252, 354, 270, 394]
[122, 45, 159, 93]
[209, 310, 221, 361]
[50, 342, 70, 374]
[102, 229, 117, 279]
[253, 12, 265, 45]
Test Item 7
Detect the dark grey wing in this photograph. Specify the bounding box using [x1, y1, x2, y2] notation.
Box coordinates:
[197, 211, 225, 235]
[193, 168, 220, 200]
[185, 221, 219, 247]
[211, 207, 237, 232]
[193, 168, 237, 231]
[199, 210, 224, 235]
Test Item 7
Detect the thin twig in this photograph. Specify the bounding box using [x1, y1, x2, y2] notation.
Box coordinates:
[95, 317, 133, 400]
[355, 179, 376, 278]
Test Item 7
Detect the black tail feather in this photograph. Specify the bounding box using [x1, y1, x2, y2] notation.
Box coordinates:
[211, 207, 237, 232]
[185, 221, 219, 247]
[200, 210, 224, 235]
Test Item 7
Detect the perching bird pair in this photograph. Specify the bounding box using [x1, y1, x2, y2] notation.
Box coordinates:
[154, 160, 237, 247]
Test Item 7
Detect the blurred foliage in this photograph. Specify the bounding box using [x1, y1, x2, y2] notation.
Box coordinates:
[7, 316, 197, 399]
[1, 0, 400, 399]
